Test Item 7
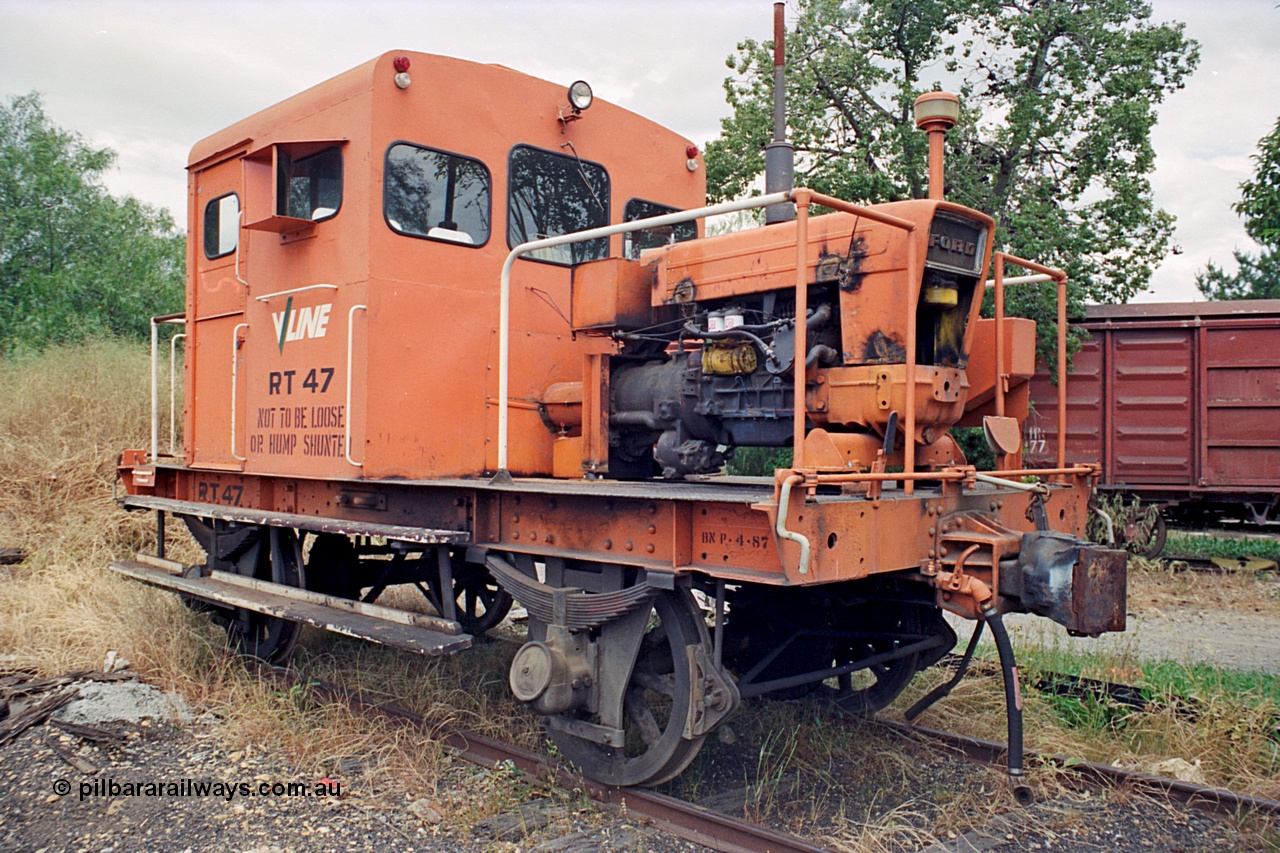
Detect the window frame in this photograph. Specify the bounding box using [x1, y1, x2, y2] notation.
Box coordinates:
[506, 143, 611, 267]
[382, 141, 492, 249]
[277, 145, 344, 223]
[202, 192, 241, 260]
[622, 197, 698, 260]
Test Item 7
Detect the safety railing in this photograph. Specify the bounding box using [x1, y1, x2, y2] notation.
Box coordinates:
[789, 191, 919, 488]
[496, 190, 1085, 499]
[149, 312, 187, 461]
[498, 191, 792, 473]
[990, 253, 1069, 470]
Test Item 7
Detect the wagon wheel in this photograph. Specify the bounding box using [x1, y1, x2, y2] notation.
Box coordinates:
[1122, 506, 1167, 558]
[304, 533, 362, 600]
[427, 558, 513, 635]
[227, 527, 304, 664]
[833, 599, 924, 717]
[547, 588, 706, 787]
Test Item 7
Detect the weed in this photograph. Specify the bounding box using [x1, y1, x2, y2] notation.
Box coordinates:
[1165, 531, 1280, 563]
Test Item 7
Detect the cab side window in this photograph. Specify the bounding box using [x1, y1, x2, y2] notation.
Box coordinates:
[203, 193, 240, 259]
[623, 198, 696, 259]
[385, 144, 490, 246]
[507, 144, 609, 265]
[279, 146, 342, 221]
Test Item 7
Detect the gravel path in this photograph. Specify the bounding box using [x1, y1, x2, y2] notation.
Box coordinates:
[0, 687, 701, 853]
[998, 606, 1280, 673]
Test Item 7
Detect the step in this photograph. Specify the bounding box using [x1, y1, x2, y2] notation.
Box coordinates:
[109, 559, 472, 656]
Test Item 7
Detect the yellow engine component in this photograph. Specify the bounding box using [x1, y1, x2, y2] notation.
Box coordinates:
[923, 284, 959, 308]
[702, 342, 758, 375]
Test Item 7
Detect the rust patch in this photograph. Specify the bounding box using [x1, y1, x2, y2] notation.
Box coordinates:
[862, 330, 906, 363]
[839, 235, 868, 292]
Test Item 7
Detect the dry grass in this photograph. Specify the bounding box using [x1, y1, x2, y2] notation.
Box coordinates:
[1130, 555, 1280, 618]
[0, 340, 536, 826]
[3, 340, 1277, 847]
[899, 645, 1280, 804]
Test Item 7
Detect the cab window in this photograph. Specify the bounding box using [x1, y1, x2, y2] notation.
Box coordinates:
[203, 193, 240, 259]
[507, 144, 609, 265]
[623, 198, 696, 259]
[279, 146, 342, 221]
[385, 144, 490, 246]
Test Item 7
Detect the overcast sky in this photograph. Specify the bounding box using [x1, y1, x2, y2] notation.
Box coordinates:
[2, 0, 1276, 303]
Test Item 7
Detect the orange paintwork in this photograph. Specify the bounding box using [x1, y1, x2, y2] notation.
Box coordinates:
[185, 52, 703, 481]
[142, 49, 1110, 600]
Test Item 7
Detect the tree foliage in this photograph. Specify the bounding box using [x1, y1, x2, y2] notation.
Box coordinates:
[1197, 118, 1280, 300]
[706, 0, 1198, 361]
[0, 93, 184, 351]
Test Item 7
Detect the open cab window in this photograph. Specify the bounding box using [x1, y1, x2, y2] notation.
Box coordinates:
[243, 140, 346, 238]
[279, 147, 342, 222]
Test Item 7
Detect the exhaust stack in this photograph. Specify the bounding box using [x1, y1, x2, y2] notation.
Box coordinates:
[764, 2, 795, 224]
[913, 91, 960, 200]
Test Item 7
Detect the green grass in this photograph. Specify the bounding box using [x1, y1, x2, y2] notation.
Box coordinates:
[1164, 531, 1280, 562]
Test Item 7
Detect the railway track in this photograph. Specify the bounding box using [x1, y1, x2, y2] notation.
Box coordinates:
[259, 662, 1280, 853]
[259, 663, 832, 853]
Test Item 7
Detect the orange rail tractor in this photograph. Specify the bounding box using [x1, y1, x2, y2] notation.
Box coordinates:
[113, 41, 1126, 794]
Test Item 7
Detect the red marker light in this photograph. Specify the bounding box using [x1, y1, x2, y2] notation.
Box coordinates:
[393, 56, 411, 73]
[686, 145, 699, 159]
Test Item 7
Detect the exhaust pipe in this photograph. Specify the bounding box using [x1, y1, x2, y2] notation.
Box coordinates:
[764, 2, 795, 224]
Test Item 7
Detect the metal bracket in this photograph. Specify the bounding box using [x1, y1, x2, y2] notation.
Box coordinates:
[684, 644, 740, 739]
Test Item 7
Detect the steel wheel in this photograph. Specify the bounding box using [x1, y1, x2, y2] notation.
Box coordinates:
[833, 600, 924, 716]
[428, 558, 513, 635]
[227, 527, 303, 664]
[1123, 506, 1167, 558]
[304, 533, 362, 600]
[548, 588, 706, 787]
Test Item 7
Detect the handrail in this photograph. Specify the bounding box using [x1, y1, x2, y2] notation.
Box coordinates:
[170, 333, 186, 456]
[254, 283, 339, 302]
[345, 304, 368, 467]
[234, 210, 248, 288]
[230, 323, 248, 462]
[988, 253, 1068, 469]
[497, 191, 792, 473]
[775, 475, 811, 575]
[791, 191, 918, 490]
[149, 312, 186, 461]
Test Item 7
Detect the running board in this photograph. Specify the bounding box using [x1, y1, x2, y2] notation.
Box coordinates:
[109, 559, 472, 657]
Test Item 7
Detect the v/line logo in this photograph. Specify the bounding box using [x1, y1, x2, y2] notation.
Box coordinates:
[272, 297, 333, 352]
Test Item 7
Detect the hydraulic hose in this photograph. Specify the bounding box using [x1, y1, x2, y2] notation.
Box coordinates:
[983, 605, 1033, 806]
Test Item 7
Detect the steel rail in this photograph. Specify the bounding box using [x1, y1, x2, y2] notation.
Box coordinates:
[875, 719, 1280, 820]
[262, 666, 835, 853]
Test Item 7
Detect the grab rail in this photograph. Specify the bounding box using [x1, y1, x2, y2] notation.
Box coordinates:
[230, 323, 248, 462]
[149, 312, 186, 461]
[345, 304, 367, 467]
[987, 254, 1068, 469]
[254, 283, 339, 302]
[170, 333, 186, 456]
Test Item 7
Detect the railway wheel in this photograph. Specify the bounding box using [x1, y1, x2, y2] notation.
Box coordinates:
[834, 600, 927, 717]
[547, 588, 706, 787]
[227, 527, 304, 664]
[1125, 507, 1167, 558]
[304, 533, 362, 600]
[427, 556, 513, 635]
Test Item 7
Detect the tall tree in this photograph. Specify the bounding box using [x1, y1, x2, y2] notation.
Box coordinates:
[0, 93, 184, 350]
[1197, 118, 1280, 300]
[707, 0, 1198, 361]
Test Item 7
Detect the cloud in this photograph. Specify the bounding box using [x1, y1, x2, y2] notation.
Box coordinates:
[2, 0, 1276, 303]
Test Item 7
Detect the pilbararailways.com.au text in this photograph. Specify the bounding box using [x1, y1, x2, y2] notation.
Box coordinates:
[54, 777, 342, 801]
